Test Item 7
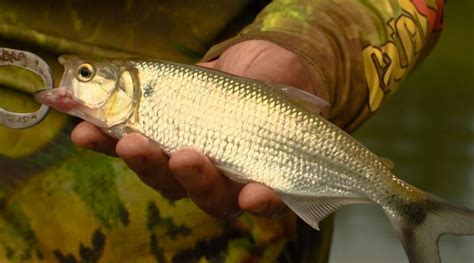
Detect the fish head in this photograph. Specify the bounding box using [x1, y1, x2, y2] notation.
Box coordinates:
[35, 56, 137, 128]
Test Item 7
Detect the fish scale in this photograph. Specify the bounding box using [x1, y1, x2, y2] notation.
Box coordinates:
[128, 61, 384, 199]
[34, 56, 474, 263]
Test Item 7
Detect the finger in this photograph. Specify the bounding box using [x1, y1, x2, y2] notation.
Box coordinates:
[169, 149, 243, 218]
[218, 43, 309, 89]
[71, 121, 118, 156]
[238, 183, 288, 217]
[196, 60, 217, 69]
[116, 133, 186, 200]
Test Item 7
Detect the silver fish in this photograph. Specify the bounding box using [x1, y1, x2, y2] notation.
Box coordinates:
[35, 56, 474, 263]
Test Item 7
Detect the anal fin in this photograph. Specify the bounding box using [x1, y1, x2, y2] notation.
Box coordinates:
[280, 193, 370, 230]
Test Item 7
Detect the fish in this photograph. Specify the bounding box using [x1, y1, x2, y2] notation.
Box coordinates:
[35, 56, 474, 263]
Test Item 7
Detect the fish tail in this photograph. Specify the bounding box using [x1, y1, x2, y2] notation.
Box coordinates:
[387, 194, 474, 263]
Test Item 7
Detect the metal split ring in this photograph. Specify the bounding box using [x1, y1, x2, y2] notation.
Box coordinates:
[0, 48, 52, 129]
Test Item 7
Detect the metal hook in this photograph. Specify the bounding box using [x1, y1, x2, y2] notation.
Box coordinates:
[0, 48, 52, 129]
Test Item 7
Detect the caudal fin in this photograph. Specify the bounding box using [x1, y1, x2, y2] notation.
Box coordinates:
[387, 195, 474, 263]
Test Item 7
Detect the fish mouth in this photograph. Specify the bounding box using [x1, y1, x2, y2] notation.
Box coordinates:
[34, 88, 82, 113]
[34, 87, 107, 128]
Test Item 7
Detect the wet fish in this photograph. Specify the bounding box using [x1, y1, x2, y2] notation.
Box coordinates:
[35, 56, 474, 263]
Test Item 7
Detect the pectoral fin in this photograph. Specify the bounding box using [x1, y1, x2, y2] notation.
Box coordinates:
[279, 193, 370, 230]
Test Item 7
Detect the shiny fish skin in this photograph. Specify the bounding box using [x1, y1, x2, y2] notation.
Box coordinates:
[129, 61, 410, 203]
[35, 57, 474, 263]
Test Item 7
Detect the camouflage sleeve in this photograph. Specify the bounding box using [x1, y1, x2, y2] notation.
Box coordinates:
[204, 0, 445, 131]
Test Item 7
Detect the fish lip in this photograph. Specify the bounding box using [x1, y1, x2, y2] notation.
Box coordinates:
[34, 87, 82, 113]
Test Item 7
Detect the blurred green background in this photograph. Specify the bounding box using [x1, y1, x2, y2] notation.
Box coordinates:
[330, 2, 474, 262]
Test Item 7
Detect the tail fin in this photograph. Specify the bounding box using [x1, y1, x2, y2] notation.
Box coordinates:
[387, 195, 474, 263]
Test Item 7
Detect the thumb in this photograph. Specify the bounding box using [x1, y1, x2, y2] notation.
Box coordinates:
[200, 40, 311, 88]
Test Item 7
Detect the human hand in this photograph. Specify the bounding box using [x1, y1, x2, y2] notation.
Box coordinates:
[71, 40, 326, 218]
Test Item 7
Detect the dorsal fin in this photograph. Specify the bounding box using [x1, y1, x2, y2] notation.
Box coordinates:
[279, 193, 370, 230]
[266, 82, 330, 116]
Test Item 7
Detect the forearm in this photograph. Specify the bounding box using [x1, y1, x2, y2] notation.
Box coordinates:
[204, 0, 445, 131]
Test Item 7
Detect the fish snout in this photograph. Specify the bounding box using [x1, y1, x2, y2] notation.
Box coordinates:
[34, 88, 81, 113]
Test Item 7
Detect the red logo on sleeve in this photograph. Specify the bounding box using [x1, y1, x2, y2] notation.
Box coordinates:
[412, 0, 445, 31]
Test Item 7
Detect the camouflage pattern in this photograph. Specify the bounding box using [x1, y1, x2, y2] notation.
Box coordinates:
[0, 1, 330, 262]
[0, 0, 443, 262]
[205, 0, 445, 131]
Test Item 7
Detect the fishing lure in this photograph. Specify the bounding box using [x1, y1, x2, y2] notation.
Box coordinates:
[0, 48, 52, 129]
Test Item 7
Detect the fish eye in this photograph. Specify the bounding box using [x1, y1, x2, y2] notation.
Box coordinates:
[77, 63, 95, 82]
